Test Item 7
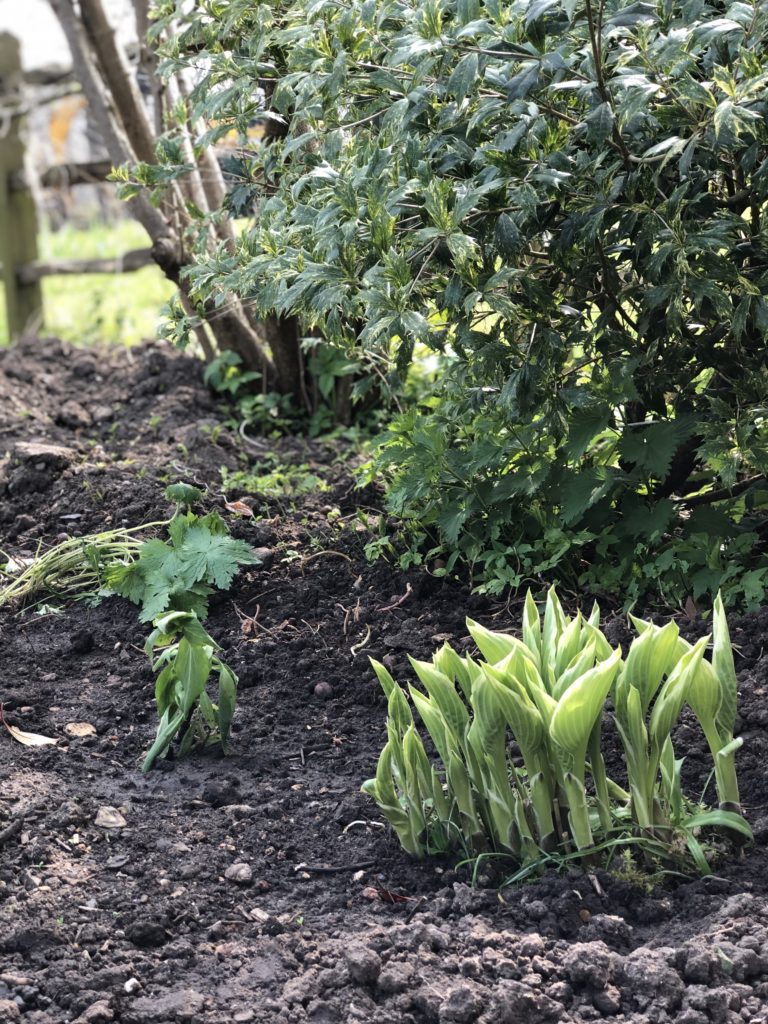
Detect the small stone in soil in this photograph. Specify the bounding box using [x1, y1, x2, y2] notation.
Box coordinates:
[313, 682, 333, 699]
[73, 999, 113, 1023]
[346, 945, 382, 986]
[70, 629, 96, 654]
[224, 862, 253, 886]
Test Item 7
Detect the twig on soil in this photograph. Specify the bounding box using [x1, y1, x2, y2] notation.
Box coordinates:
[342, 820, 386, 833]
[336, 599, 361, 635]
[405, 896, 427, 923]
[350, 624, 372, 658]
[0, 817, 23, 846]
[294, 859, 376, 875]
[588, 872, 606, 898]
[299, 550, 353, 571]
[377, 583, 413, 613]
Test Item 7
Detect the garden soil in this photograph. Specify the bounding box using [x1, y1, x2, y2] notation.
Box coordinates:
[1, 336, 767, 1024]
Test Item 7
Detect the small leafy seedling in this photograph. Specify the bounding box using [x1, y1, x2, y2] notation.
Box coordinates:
[142, 611, 238, 772]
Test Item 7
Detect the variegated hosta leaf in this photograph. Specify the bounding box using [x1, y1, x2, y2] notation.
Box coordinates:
[542, 586, 568, 668]
[628, 612, 652, 634]
[622, 619, 680, 712]
[581, 621, 613, 661]
[522, 590, 542, 668]
[491, 644, 542, 695]
[466, 618, 535, 666]
[549, 648, 622, 756]
[409, 687, 451, 767]
[433, 642, 474, 701]
[409, 658, 469, 744]
[482, 664, 546, 755]
[363, 743, 424, 858]
[649, 636, 709, 752]
[687, 657, 722, 727]
[554, 613, 584, 679]
[403, 726, 431, 813]
[386, 681, 413, 737]
[552, 638, 597, 701]
[370, 657, 397, 698]
[713, 592, 737, 739]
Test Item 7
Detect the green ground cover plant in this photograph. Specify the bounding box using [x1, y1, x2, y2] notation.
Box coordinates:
[364, 588, 751, 874]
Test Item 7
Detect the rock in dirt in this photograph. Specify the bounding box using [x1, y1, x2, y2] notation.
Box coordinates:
[345, 945, 382, 986]
[127, 988, 208, 1022]
[201, 780, 240, 807]
[0, 1000, 19, 1022]
[592, 984, 622, 1015]
[57, 400, 92, 429]
[562, 941, 616, 988]
[252, 546, 275, 569]
[224, 862, 253, 886]
[91, 404, 115, 424]
[620, 947, 685, 1012]
[70, 628, 96, 654]
[74, 999, 113, 1023]
[11, 440, 75, 469]
[378, 962, 414, 995]
[439, 982, 485, 1022]
[491, 980, 563, 1023]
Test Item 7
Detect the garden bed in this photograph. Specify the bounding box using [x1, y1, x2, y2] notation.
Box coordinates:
[1, 337, 767, 1024]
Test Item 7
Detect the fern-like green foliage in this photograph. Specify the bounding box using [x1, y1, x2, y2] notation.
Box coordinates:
[106, 511, 261, 622]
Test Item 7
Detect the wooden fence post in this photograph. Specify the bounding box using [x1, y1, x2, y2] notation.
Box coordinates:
[0, 32, 43, 340]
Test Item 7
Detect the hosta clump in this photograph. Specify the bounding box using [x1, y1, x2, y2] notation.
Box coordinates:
[363, 589, 751, 872]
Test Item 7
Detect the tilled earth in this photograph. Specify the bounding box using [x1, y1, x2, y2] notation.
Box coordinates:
[1, 336, 767, 1024]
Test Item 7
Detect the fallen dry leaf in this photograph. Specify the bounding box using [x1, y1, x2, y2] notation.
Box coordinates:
[224, 500, 254, 517]
[64, 722, 97, 738]
[0, 705, 57, 747]
[4, 723, 58, 746]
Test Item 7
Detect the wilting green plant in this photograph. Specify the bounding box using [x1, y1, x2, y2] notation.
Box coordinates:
[142, 610, 238, 772]
[363, 589, 751, 873]
[1, 483, 257, 771]
[0, 525, 160, 610]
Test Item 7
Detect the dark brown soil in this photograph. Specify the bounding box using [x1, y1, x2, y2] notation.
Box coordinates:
[1, 336, 767, 1024]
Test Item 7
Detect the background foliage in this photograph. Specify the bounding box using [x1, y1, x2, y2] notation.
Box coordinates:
[147, 0, 768, 608]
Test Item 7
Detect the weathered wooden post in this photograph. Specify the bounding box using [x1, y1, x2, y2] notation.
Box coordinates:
[0, 32, 43, 340]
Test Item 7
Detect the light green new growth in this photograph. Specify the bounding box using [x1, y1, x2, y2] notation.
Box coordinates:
[363, 588, 751, 874]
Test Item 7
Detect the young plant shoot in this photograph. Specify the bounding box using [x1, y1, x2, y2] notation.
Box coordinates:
[363, 589, 751, 874]
[142, 611, 238, 772]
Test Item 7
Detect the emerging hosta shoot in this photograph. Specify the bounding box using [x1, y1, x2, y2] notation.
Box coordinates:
[142, 611, 238, 772]
[363, 590, 751, 873]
